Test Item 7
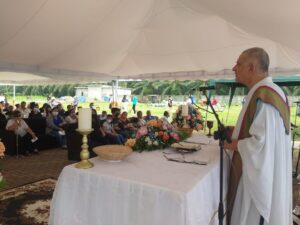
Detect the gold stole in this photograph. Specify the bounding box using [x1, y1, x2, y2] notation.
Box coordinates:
[226, 86, 290, 225]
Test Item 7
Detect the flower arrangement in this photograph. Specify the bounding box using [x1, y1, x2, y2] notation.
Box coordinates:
[125, 119, 186, 152]
[0, 141, 6, 189]
[172, 105, 204, 130]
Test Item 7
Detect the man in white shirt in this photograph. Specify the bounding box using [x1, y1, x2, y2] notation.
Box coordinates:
[224, 47, 292, 225]
[19, 101, 31, 118]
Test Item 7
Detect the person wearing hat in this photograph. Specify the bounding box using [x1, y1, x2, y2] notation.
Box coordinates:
[6, 110, 39, 156]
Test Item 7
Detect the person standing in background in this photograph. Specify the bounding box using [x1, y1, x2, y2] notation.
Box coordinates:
[189, 94, 195, 105]
[121, 95, 129, 112]
[167, 96, 173, 109]
[211, 96, 217, 106]
[132, 95, 137, 114]
[0, 93, 7, 104]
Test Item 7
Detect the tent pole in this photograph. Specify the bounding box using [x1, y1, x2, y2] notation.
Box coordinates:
[112, 81, 115, 102]
[13, 84, 16, 106]
[116, 79, 119, 103]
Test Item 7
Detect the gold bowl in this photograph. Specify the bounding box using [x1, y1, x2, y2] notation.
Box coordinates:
[93, 145, 132, 162]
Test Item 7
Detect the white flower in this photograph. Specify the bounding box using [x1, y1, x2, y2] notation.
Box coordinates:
[146, 139, 152, 145]
[153, 141, 159, 146]
[154, 132, 158, 137]
[145, 137, 150, 142]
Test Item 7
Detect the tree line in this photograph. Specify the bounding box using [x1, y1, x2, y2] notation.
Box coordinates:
[0, 84, 78, 97]
[0, 80, 299, 97]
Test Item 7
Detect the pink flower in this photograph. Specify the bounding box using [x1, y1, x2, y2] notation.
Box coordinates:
[170, 133, 180, 141]
[136, 126, 148, 139]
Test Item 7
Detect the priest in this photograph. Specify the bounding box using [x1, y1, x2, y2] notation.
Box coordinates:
[224, 47, 292, 225]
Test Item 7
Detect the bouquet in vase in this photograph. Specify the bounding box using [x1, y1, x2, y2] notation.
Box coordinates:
[125, 119, 186, 152]
[172, 105, 204, 130]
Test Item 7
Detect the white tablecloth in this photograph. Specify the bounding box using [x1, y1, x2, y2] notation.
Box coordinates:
[49, 134, 229, 225]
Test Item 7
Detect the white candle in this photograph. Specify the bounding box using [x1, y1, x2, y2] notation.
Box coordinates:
[182, 105, 189, 117]
[78, 108, 92, 130]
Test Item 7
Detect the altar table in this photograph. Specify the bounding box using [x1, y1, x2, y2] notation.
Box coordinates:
[49, 134, 229, 225]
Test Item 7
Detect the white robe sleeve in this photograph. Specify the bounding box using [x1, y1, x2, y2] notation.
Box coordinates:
[237, 101, 292, 223]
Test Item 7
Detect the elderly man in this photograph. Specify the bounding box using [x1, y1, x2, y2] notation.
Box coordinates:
[224, 47, 292, 225]
[6, 110, 39, 156]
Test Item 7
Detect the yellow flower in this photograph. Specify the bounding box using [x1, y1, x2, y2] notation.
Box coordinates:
[125, 138, 136, 148]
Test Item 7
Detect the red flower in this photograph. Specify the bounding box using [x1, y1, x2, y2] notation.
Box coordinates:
[162, 134, 169, 141]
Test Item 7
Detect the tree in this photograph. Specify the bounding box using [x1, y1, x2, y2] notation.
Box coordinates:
[158, 80, 189, 96]
[131, 80, 160, 96]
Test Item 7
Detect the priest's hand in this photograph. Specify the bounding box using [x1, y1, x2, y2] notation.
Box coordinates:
[224, 139, 238, 151]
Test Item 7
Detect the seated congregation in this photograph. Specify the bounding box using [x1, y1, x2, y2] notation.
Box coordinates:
[0, 101, 169, 161]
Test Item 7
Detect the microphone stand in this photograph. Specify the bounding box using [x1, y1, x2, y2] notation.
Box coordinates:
[201, 90, 229, 225]
[192, 102, 214, 115]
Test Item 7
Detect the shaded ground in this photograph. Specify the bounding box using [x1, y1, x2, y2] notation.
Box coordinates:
[1, 148, 74, 191]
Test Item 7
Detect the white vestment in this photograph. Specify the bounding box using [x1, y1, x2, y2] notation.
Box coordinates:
[230, 77, 292, 225]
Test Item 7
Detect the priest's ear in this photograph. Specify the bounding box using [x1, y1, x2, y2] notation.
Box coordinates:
[248, 62, 255, 73]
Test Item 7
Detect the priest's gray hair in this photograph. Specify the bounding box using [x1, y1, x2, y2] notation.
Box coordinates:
[243, 47, 269, 73]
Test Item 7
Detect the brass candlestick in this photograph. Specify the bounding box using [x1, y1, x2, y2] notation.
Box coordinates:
[75, 128, 94, 169]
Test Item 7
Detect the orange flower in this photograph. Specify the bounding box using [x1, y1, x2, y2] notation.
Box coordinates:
[196, 124, 203, 130]
[0, 142, 5, 158]
[197, 114, 202, 119]
[156, 120, 162, 128]
[147, 120, 157, 127]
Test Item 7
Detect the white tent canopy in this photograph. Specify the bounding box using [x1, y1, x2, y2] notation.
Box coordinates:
[1, 0, 300, 83]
